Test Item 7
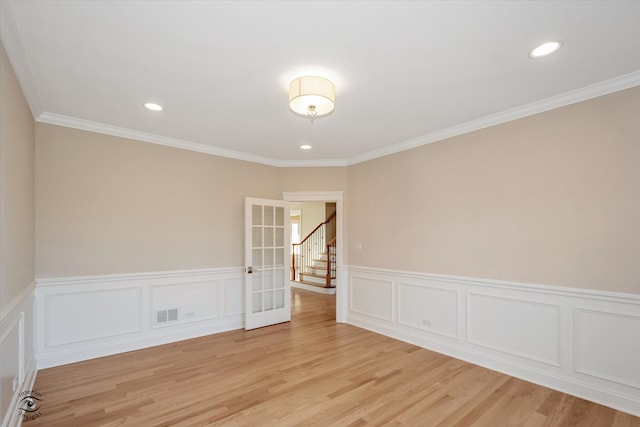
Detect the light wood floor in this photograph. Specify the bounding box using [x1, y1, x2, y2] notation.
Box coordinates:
[29, 289, 638, 426]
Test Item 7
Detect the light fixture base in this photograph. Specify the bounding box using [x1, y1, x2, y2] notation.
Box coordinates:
[289, 76, 335, 118]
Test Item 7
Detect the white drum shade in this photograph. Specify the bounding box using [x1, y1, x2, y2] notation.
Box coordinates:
[288, 76, 335, 117]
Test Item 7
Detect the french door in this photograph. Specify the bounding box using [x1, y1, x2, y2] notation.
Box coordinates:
[244, 197, 291, 330]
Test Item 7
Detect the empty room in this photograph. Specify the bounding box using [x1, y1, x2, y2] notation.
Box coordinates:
[1, 1, 639, 425]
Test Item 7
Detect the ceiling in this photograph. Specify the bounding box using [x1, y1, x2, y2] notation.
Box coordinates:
[2, 1, 639, 167]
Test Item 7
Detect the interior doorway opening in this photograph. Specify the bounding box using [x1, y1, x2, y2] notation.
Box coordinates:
[290, 201, 336, 294]
[283, 191, 345, 323]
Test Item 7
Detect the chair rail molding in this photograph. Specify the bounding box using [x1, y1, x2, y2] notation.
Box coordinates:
[0, 281, 36, 427]
[35, 268, 245, 369]
[345, 265, 640, 417]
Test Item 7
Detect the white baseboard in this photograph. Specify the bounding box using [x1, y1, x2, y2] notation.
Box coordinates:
[27, 266, 640, 417]
[10, 358, 38, 427]
[345, 266, 640, 416]
[35, 268, 245, 369]
[1, 283, 36, 427]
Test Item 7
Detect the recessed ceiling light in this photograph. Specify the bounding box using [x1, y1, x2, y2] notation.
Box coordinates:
[300, 144, 312, 150]
[529, 41, 562, 58]
[144, 102, 164, 111]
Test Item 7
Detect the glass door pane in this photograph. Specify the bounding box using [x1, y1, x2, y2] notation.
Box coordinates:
[245, 198, 290, 329]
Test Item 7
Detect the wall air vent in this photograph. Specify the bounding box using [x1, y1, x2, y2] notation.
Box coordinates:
[156, 308, 178, 323]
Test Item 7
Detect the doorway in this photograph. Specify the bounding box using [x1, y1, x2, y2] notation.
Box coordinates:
[290, 201, 336, 293]
[283, 191, 345, 323]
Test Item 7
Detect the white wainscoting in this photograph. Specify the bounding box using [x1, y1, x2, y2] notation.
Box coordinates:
[0, 282, 36, 427]
[35, 268, 245, 369]
[346, 266, 640, 416]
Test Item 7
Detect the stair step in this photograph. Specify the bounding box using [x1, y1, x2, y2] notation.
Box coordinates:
[295, 278, 336, 288]
[301, 272, 329, 280]
[299, 273, 336, 287]
[313, 257, 334, 265]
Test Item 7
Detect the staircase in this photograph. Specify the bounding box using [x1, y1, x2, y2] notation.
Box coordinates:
[292, 213, 337, 289]
[299, 243, 336, 288]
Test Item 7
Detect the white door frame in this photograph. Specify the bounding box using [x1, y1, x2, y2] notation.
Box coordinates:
[283, 191, 346, 323]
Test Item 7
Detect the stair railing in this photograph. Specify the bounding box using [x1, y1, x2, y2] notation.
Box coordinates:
[326, 237, 337, 287]
[291, 212, 336, 282]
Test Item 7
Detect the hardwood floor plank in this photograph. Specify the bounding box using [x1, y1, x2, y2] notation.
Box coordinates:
[26, 288, 639, 426]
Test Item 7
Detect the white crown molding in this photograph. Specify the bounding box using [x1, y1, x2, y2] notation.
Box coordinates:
[346, 71, 640, 165]
[0, 1, 43, 118]
[37, 112, 349, 168]
[32, 71, 640, 169]
[4, 0, 638, 168]
[36, 112, 285, 166]
[276, 158, 348, 167]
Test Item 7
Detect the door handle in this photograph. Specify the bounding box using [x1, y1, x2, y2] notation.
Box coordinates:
[247, 266, 252, 274]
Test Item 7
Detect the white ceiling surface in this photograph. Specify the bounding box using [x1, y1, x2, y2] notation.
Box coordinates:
[2, 1, 639, 166]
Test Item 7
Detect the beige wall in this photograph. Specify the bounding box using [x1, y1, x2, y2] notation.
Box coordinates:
[35, 129, 348, 278]
[279, 167, 347, 193]
[33, 85, 638, 293]
[0, 42, 35, 308]
[291, 202, 326, 240]
[35, 124, 280, 277]
[347, 87, 640, 294]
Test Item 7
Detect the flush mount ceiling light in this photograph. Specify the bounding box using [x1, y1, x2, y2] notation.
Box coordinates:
[300, 144, 312, 150]
[144, 102, 164, 111]
[529, 41, 562, 58]
[289, 76, 335, 120]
